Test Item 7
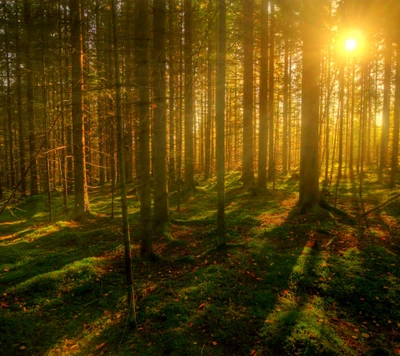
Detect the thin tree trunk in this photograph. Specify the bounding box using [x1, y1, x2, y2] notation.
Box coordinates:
[379, 39, 392, 181]
[136, 0, 152, 256]
[257, 0, 268, 191]
[216, 0, 226, 244]
[71, 0, 90, 216]
[153, 0, 169, 226]
[111, 0, 137, 327]
[242, 0, 254, 186]
[184, 0, 195, 192]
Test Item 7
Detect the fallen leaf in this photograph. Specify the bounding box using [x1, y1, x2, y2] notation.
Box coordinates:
[361, 333, 370, 338]
[198, 303, 206, 310]
[19, 346, 26, 350]
[212, 341, 217, 346]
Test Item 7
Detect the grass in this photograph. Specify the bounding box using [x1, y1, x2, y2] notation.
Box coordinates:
[1, 171, 400, 355]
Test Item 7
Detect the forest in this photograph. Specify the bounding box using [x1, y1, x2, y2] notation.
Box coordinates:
[1, 0, 400, 355]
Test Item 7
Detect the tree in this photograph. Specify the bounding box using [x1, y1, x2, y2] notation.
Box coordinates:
[71, 0, 90, 216]
[242, 0, 254, 186]
[258, 0, 268, 191]
[111, 0, 137, 327]
[153, 0, 169, 226]
[184, 0, 195, 192]
[24, 0, 39, 195]
[216, 0, 226, 244]
[135, 0, 152, 257]
[390, 37, 400, 188]
[299, 0, 323, 211]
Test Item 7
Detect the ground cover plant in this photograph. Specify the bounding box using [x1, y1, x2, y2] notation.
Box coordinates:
[1, 171, 400, 356]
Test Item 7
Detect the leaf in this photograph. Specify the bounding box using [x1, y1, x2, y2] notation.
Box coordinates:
[198, 303, 206, 310]
[212, 341, 217, 346]
[361, 333, 370, 338]
[19, 346, 26, 350]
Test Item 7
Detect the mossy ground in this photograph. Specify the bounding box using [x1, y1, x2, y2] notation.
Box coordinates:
[1, 171, 400, 355]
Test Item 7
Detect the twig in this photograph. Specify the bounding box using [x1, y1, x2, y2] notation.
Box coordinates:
[361, 193, 400, 217]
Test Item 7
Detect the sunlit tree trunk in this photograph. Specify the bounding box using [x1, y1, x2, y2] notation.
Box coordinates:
[242, 0, 254, 186]
[168, 0, 176, 186]
[204, 0, 213, 181]
[24, 0, 39, 195]
[379, 39, 392, 181]
[184, 0, 195, 192]
[111, 0, 137, 327]
[299, 0, 322, 211]
[153, 0, 169, 226]
[258, 0, 268, 191]
[71, 0, 90, 216]
[216, 0, 226, 244]
[390, 38, 400, 188]
[136, 0, 152, 256]
[268, 1, 275, 181]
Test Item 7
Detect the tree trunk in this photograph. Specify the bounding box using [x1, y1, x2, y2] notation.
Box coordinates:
[111, 0, 137, 327]
[379, 39, 392, 181]
[390, 38, 400, 188]
[242, 0, 254, 186]
[216, 0, 226, 244]
[136, 0, 152, 256]
[153, 0, 169, 226]
[184, 0, 195, 192]
[299, 0, 322, 211]
[24, 0, 39, 195]
[257, 0, 268, 191]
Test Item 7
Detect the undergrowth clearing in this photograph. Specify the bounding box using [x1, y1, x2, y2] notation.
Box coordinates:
[1, 171, 400, 355]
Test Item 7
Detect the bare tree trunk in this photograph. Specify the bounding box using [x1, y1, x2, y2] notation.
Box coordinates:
[390, 38, 400, 188]
[184, 0, 195, 192]
[216, 0, 226, 244]
[71, 0, 90, 217]
[136, 0, 152, 256]
[257, 0, 268, 191]
[153, 0, 169, 226]
[111, 0, 137, 327]
[242, 0, 254, 186]
[299, 0, 322, 211]
[24, 0, 39, 195]
[379, 39, 392, 181]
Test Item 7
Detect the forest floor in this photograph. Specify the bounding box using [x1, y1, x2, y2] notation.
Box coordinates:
[1, 171, 400, 356]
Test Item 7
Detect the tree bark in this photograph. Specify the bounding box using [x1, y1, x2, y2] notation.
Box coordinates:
[216, 0, 226, 244]
[241, 0, 254, 186]
[299, 0, 322, 211]
[153, 0, 169, 226]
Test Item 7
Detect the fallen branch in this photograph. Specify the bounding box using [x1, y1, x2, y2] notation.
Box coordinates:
[361, 192, 400, 217]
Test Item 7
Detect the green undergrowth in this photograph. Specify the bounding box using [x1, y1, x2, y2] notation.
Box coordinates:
[1, 171, 400, 355]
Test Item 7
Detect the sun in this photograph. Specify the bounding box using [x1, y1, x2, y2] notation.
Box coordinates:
[345, 38, 357, 52]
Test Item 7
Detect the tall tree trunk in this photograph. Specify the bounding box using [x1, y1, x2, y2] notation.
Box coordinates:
[184, 0, 195, 192]
[4, 23, 15, 192]
[153, 0, 169, 226]
[299, 0, 322, 211]
[380, 39, 392, 181]
[168, 0, 176, 186]
[282, 36, 289, 175]
[216, 0, 226, 244]
[71, 0, 90, 216]
[242, 0, 254, 186]
[111, 0, 137, 327]
[16, 1, 26, 196]
[204, 0, 213, 181]
[258, 0, 268, 191]
[268, 1, 275, 181]
[390, 38, 400, 188]
[136, 0, 152, 256]
[24, 0, 39, 195]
